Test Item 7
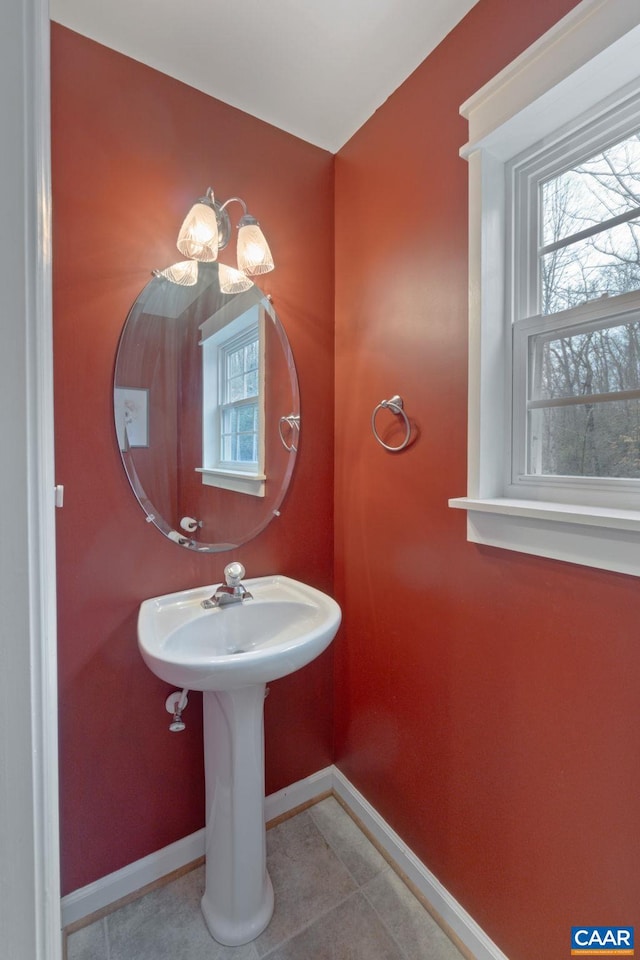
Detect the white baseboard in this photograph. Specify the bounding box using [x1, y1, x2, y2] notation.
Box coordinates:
[62, 765, 508, 960]
[332, 769, 509, 960]
[61, 828, 206, 928]
[264, 765, 334, 821]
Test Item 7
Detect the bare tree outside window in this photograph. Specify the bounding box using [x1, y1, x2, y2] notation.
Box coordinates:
[528, 132, 640, 479]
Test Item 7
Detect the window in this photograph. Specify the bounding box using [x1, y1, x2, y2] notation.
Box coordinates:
[218, 327, 260, 467]
[449, 1, 640, 577]
[539, 134, 640, 315]
[510, 113, 640, 509]
[198, 302, 266, 497]
[522, 310, 640, 480]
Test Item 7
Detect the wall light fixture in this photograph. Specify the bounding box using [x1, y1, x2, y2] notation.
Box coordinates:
[167, 186, 274, 294]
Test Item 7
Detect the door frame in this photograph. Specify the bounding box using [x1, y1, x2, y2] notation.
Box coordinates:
[0, 0, 61, 957]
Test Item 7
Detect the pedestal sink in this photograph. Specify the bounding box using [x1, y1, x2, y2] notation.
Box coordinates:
[137, 574, 341, 945]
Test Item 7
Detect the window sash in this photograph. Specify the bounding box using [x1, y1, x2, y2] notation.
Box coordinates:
[512, 293, 640, 494]
[200, 306, 265, 489]
[215, 327, 261, 472]
[510, 93, 640, 502]
[219, 396, 259, 467]
[511, 91, 640, 324]
[221, 330, 259, 402]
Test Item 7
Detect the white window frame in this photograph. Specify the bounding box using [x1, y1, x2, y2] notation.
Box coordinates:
[215, 323, 260, 466]
[511, 294, 640, 509]
[449, 0, 640, 577]
[509, 97, 640, 507]
[197, 302, 266, 498]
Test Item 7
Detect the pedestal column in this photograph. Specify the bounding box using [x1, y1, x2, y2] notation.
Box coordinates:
[200, 685, 274, 946]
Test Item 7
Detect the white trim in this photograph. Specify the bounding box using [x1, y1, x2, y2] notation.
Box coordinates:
[460, 0, 640, 156]
[449, 498, 640, 577]
[466, 148, 507, 501]
[332, 769, 509, 960]
[449, 496, 640, 532]
[198, 285, 264, 342]
[62, 767, 508, 960]
[197, 466, 266, 497]
[263, 765, 334, 821]
[453, 0, 640, 577]
[61, 829, 207, 928]
[1, 0, 60, 958]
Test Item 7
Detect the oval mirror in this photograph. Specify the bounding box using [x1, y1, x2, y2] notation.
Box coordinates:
[114, 263, 300, 552]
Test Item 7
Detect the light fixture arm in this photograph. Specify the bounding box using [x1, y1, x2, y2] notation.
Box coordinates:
[219, 196, 262, 230]
[218, 196, 248, 217]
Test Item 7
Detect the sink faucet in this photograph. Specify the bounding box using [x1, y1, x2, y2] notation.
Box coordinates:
[202, 562, 253, 609]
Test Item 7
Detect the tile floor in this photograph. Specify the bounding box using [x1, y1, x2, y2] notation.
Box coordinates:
[65, 796, 467, 960]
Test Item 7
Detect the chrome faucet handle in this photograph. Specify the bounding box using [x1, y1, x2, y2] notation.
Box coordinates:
[224, 562, 246, 586]
[201, 562, 251, 608]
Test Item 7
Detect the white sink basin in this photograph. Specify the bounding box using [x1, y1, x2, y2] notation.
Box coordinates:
[138, 574, 341, 691]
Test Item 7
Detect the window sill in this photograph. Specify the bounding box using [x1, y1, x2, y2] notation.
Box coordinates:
[196, 467, 266, 498]
[448, 496, 640, 577]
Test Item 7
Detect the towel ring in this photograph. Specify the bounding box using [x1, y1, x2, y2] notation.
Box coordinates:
[371, 395, 411, 451]
[278, 413, 300, 452]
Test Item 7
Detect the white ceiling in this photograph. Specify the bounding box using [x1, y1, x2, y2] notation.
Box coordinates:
[50, 0, 479, 153]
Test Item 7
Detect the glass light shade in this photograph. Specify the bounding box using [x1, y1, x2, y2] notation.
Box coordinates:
[177, 201, 219, 262]
[156, 260, 199, 286]
[236, 223, 274, 275]
[218, 263, 254, 295]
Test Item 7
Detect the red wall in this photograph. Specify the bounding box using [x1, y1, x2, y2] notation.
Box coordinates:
[51, 24, 335, 895]
[334, 2, 640, 959]
[54, 5, 640, 955]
